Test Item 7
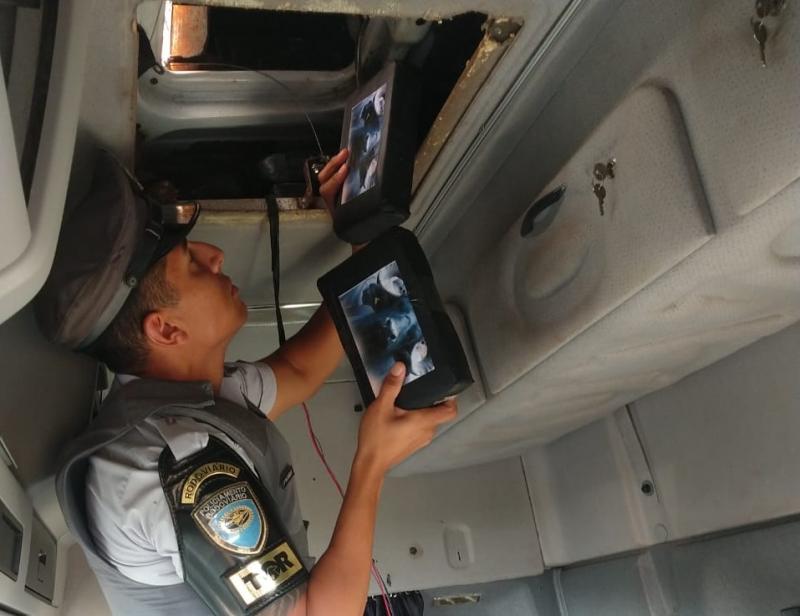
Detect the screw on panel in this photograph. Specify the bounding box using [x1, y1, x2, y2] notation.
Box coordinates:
[486, 18, 522, 43]
[641, 480, 655, 496]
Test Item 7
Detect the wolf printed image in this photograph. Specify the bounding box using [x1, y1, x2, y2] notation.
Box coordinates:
[339, 261, 435, 395]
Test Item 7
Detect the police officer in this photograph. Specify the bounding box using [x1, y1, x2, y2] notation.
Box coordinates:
[35, 149, 457, 616]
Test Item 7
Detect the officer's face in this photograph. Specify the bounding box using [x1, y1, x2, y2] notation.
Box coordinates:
[162, 240, 248, 348]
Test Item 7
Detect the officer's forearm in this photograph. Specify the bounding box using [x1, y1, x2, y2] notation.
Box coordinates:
[284, 303, 343, 384]
[261, 303, 345, 418]
[305, 453, 384, 616]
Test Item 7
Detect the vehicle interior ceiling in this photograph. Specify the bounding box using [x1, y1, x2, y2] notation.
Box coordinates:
[1, 0, 800, 613]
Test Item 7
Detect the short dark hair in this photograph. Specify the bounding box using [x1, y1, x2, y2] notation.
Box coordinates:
[89, 258, 179, 374]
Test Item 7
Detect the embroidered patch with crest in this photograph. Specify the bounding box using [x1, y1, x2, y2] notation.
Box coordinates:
[192, 482, 268, 555]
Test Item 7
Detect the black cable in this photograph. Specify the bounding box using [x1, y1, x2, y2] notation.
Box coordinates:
[265, 194, 286, 346]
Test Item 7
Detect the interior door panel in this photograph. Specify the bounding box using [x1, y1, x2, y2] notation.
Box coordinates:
[395, 0, 800, 475]
[470, 85, 713, 395]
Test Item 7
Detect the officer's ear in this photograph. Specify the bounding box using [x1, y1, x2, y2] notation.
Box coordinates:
[142, 310, 187, 348]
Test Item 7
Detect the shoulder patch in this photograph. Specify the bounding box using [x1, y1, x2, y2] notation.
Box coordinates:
[192, 482, 268, 555]
[181, 461, 241, 505]
[159, 435, 310, 613]
[227, 542, 305, 607]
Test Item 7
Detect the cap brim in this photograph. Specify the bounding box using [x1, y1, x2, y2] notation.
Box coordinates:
[150, 202, 201, 265]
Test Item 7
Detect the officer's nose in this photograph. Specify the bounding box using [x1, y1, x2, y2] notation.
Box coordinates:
[190, 241, 225, 273]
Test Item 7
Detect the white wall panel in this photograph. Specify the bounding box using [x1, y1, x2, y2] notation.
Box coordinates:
[520, 322, 800, 568]
[524, 418, 639, 566]
[0, 461, 68, 615]
[553, 519, 800, 616]
[525, 415, 642, 566]
[523, 408, 672, 567]
[633, 320, 800, 540]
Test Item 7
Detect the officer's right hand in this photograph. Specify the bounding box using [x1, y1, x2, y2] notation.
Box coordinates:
[355, 362, 458, 474]
[317, 148, 349, 215]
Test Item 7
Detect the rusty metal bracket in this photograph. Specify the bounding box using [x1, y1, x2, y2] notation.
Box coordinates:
[412, 17, 523, 193]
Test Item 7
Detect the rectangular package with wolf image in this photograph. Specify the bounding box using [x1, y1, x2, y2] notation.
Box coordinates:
[318, 227, 473, 409]
[333, 62, 420, 245]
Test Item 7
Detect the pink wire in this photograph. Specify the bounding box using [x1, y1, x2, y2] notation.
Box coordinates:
[302, 402, 394, 616]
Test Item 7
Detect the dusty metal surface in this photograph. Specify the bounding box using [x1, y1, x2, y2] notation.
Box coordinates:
[412, 17, 522, 193]
[180, 0, 528, 20]
[198, 198, 329, 224]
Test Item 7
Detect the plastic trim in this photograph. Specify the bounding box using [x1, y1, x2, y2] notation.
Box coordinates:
[0, 0, 93, 326]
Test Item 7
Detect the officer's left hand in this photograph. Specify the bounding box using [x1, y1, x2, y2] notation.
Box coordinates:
[318, 148, 349, 214]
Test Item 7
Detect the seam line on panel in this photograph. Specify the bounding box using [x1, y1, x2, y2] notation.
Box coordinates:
[519, 455, 546, 567]
[626, 403, 657, 486]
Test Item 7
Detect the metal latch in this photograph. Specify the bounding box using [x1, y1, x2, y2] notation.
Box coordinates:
[37, 551, 47, 583]
[592, 158, 616, 216]
[751, 0, 788, 67]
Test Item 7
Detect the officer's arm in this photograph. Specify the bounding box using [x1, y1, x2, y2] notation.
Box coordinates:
[248, 432, 383, 616]
[249, 442, 384, 616]
[248, 448, 383, 616]
[247, 367, 454, 616]
[304, 447, 384, 615]
[303, 366, 457, 616]
[254, 586, 306, 616]
[260, 303, 344, 420]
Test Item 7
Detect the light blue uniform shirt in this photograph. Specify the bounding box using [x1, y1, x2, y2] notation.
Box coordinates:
[85, 361, 278, 586]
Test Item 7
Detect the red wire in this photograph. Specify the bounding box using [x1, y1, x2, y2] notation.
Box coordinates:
[302, 402, 394, 616]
